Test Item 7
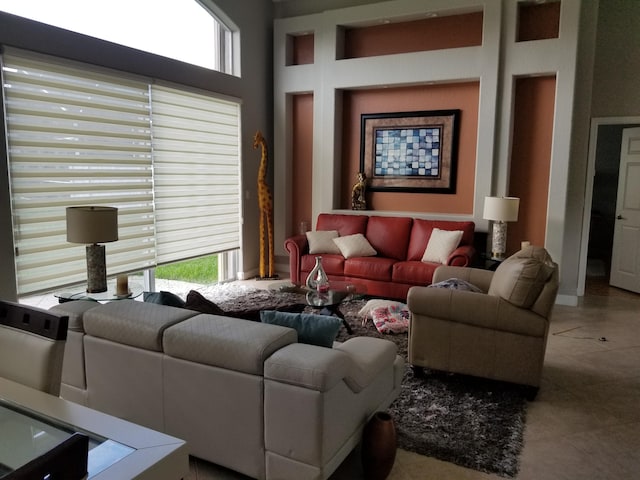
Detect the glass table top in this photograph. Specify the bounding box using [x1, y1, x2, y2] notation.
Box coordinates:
[0, 400, 134, 479]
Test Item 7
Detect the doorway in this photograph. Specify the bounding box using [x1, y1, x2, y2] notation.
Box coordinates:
[580, 118, 640, 296]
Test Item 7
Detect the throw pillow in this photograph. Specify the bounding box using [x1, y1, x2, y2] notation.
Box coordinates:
[260, 310, 341, 348]
[143, 291, 186, 308]
[184, 290, 226, 316]
[358, 299, 407, 320]
[488, 255, 554, 309]
[306, 230, 342, 254]
[428, 278, 483, 293]
[332, 233, 377, 259]
[422, 228, 464, 264]
[370, 304, 410, 334]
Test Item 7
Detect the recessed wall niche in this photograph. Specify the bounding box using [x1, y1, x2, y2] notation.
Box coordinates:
[339, 11, 483, 59]
[517, 1, 560, 42]
[287, 33, 314, 66]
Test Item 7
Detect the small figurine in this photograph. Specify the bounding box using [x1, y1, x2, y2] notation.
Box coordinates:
[351, 172, 367, 210]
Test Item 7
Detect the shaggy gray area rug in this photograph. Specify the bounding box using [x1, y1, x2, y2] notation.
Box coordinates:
[190, 285, 527, 477]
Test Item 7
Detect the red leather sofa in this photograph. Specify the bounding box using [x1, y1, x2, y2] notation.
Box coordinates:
[284, 213, 476, 300]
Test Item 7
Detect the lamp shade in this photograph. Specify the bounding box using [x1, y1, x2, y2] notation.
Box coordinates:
[483, 197, 520, 222]
[66, 206, 118, 244]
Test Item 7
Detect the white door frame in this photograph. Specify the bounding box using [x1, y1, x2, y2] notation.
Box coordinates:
[578, 116, 640, 296]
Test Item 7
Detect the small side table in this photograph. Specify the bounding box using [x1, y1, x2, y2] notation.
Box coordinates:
[55, 280, 143, 303]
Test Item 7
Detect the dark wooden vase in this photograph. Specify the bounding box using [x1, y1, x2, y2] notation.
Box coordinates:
[361, 411, 397, 480]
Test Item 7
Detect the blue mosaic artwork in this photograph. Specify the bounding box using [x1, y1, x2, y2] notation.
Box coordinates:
[374, 127, 441, 177]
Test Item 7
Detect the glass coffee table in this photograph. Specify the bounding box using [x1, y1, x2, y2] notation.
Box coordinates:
[304, 281, 366, 334]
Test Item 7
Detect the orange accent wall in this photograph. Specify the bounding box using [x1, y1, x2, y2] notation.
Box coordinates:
[508, 76, 556, 254]
[340, 82, 479, 214]
[343, 12, 483, 58]
[291, 94, 313, 235]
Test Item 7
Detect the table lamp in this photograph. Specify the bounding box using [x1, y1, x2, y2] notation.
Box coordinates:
[66, 206, 118, 293]
[483, 196, 519, 260]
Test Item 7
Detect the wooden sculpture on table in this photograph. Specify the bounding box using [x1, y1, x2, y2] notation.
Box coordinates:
[253, 130, 277, 279]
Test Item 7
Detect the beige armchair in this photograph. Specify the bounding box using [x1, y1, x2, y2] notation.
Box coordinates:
[407, 246, 558, 398]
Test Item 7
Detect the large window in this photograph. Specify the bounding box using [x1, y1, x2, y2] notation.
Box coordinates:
[0, 0, 235, 74]
[2, 49, 241, 295]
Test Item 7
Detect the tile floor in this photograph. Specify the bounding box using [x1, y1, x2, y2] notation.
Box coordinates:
[21, 274, 640, 480]
[186, 275, 640, 480]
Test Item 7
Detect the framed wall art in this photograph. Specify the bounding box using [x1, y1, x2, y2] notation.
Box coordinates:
[359, 109, 460, 193]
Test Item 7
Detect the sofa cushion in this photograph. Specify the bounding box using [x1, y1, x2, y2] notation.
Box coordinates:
[370, 304, 410, 334]
[488, 247, 555, 308]
[392, 260, 438, 284]
[406, 219, 475, 261]
[163, 314, 297, 375]
[306, 230, 341, 254]
[260, 310, 341, 348]
[83, 300, 197, 351]
[344, 257, 395, 281]
[422, 228, 464, 264]
[50, 300, 100, 332]
[365, 216, 412, 260]
[358, 299, 407, 319]
[333, 233, 377, 259]
[316, 213, 368, 236]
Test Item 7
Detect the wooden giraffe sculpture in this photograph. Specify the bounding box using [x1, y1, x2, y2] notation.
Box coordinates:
[253, 130, 276, 279]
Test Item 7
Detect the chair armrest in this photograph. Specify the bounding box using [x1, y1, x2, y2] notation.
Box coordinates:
[432, 265, 494, 291]
[407, 286, 547, 337]
[283, 234, 309, 284]
[446, 244, 475, 267]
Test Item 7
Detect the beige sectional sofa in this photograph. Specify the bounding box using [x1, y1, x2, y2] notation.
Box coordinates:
[51, 299, 404, 480]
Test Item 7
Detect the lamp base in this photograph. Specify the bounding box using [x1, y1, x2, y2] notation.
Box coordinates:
[490, 221, 508, 261]
[86, 244, 107, 293]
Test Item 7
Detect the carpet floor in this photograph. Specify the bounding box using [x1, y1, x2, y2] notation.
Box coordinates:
[194, 285, 529, 478]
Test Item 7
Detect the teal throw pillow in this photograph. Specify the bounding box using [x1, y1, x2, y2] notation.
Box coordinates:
[260, 310, 341, 348]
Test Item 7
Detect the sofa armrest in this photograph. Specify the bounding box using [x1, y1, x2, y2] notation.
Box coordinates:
[446, 244, 475, 267]
[433, 265, 494, 291]
[407, 286, 547, 337]
[284, 234, 309, 284]
[264, 337, 397, 393]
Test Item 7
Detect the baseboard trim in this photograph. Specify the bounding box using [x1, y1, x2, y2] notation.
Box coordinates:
[556, 294, 578, 307]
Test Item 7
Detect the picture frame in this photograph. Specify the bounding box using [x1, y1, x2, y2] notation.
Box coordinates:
[359, 109, 460, 193]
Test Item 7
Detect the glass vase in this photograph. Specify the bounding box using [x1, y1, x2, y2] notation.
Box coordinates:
[306, 256, 329, 292]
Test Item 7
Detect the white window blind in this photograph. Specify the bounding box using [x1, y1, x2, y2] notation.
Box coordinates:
[2, 51, 156, 295]
[151, 85, 241, 264]
[2, 49, 243, 296]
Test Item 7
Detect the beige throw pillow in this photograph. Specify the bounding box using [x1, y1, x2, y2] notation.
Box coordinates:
[488, 250, 555, 308]
[333, 233, 377, 259]
[306, 230, 341, 254]
[421, 228, 464, 264]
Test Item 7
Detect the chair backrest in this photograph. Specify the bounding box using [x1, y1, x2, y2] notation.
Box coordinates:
[0, 301, 69, 396]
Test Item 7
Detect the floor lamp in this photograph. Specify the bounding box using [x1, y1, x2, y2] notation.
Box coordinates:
[483, 197, 520, 260]
[66, 206, 118, 293]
